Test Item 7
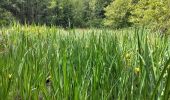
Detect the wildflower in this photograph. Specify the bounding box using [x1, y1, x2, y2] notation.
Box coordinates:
[125, 53, 131, 67]
[134, 67, 140, 75]
[8, 74, 12, 79]
[125, 53, 131, 60]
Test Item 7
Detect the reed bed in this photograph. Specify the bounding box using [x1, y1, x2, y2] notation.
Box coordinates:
[0, 25, 170, 100]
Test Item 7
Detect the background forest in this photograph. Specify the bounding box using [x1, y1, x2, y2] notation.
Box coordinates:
[0, 0, 170, 33]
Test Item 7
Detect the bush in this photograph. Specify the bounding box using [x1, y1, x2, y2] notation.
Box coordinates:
[0, 8, 14, 26]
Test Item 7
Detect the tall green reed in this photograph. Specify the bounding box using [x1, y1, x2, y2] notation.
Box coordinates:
[0, 25, 169, 99]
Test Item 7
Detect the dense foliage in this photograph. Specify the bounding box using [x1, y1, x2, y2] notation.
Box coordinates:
[0, 8, 14, 26]
[0, 25, 170, 99]
[0, 0, 170, 32]
[104, 0, 132, 28]
[0, 0, 170, 99]
[105, 0, 170, 33]
[0, 0, 111, 28]
[130, 0, 170, 34]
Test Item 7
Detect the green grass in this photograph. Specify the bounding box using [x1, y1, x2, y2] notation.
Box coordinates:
[0, 24, 170, 100]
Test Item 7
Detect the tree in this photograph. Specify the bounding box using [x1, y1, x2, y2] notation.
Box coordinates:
[0, 8, 14, 26]
[104, 0, 132, 28]
[0, 0, 131, 28]
[47, 0, 88, 28]
[94, 0, 112, 19]
[0, 0, 51, 24]
[90, 0, 112, 27]
[130, 0, 170, 34]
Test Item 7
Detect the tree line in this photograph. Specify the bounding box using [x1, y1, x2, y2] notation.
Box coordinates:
[0, 0, 112, 28]
[0, 0, 170, 33]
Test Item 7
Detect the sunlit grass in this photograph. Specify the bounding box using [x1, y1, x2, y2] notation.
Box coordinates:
[0, 25, 170, 99]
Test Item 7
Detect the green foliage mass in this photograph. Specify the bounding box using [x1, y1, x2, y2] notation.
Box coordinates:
[0, 0, 50, 24]
[130, 0, 170, 34]
[0, 0, 170, 32]
[0, 8, 14, 26]
[104, 0, 132, 28]
[104, 0, 170, 33]
[0, 25, 170, 99]
[0, 0, 112, 28]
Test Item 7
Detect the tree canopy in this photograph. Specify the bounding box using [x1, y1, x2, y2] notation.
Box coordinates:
[130, 0, 170, 33]
[0, 0, 170, 33]
[0, 0, 112, 28]
[104, 0, 170, 33]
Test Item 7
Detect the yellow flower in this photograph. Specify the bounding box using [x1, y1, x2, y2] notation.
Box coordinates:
[134, 67, 140, 74]
[8, 74, 12, 79]
[125, 53, 131, 60]
[124, 53, 132, 67]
